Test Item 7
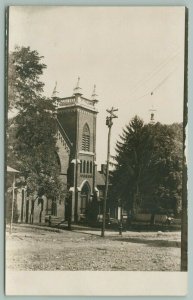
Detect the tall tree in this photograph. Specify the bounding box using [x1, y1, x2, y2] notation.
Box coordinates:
[8, 46, 46, 110]
[111, 116, 154, 214]
[146, 122, 183, 216]
[7, 46, 65, 219]
[111, 116, 183, 218]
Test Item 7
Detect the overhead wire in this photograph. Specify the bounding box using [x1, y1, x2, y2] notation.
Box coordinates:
[134, 65, 179, 102]
[130, 48, 181, 96]
[150, 66, 178, 95]
[128, 47, 182, 98]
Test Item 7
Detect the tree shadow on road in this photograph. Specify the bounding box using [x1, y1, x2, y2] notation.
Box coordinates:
[111, 237, 181, 248]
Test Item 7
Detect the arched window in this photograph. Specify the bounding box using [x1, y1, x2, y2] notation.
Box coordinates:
[87, 161, 89, 173]
[82, 123, 90, 151]
[90, 161, 92, 174]
[83, 161, 86, 173]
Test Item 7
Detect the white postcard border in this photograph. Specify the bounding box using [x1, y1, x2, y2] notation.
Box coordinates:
[6, 271, 187, 296]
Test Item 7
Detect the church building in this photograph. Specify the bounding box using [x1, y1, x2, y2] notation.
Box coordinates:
[54, 78, 101, 223]
[6, 78, 107, 226]
[6, 78, 106, 226]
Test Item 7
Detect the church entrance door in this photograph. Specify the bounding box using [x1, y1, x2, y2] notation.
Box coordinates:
[80, 182, 90, 216]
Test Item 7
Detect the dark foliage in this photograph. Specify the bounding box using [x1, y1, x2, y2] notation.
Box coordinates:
[7, 46, 65, 200]
[110, 116, 183, 217]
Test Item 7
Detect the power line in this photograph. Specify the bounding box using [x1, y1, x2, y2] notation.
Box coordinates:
[128, 47, 182, 98]
[150, 66, 178, 95]
[130, 48, 181, 97]
[134, 65, 178, 102]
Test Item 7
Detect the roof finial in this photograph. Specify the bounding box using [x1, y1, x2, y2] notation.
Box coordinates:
[91, 84, 99, 103]
[76, 77, 80, 88]
[73, 76, 82, 96]
[52, 81, 59, 98]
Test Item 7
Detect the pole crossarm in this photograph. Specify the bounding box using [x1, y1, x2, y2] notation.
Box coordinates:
[106, 107, 118, 127]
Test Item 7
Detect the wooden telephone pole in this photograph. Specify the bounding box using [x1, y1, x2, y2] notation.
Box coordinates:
[101, 107, 118, 237]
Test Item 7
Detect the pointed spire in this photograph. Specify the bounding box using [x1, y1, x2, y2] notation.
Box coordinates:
[52, 81, 59, 98]
[91, 84, 99, 103]
[73, 77, 82, 96]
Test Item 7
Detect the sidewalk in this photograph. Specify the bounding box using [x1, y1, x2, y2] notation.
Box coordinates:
[6, 223, 62, 233]
[6, 223, 181, 241]
[7, 222, 118, 236]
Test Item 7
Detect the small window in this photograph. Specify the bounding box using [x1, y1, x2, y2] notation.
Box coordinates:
[87, 161, 89, 173]
[90, 161, 92, 174]
[83, 161, 86, 173]
[82, 124, 90, 151]
[80, 160, 82, 173]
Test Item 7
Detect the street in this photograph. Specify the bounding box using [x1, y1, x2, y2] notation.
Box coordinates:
[6, 225, 181, 271]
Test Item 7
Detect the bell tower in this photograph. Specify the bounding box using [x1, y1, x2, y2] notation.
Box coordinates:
[56, 78, 98, 222]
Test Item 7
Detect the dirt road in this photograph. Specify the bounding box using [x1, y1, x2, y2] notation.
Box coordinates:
[6, 225, 181, 271]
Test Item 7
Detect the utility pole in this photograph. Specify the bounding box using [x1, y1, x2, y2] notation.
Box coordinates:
[101, 107, 118, 237]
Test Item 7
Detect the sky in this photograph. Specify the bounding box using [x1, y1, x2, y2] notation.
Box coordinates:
[8, 6, 185, 166]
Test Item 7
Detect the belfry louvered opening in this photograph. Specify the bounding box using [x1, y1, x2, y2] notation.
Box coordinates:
[82, 123, 90, 151]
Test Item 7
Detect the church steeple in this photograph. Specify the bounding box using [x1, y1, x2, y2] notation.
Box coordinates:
[73, 77, 82, 96]
[56, 79, 98, 223]
[56, 79, 98, 113]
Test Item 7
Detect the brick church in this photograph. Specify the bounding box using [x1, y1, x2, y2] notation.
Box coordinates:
[7, 79, 106, 225]
[54, 78, 104, 223]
